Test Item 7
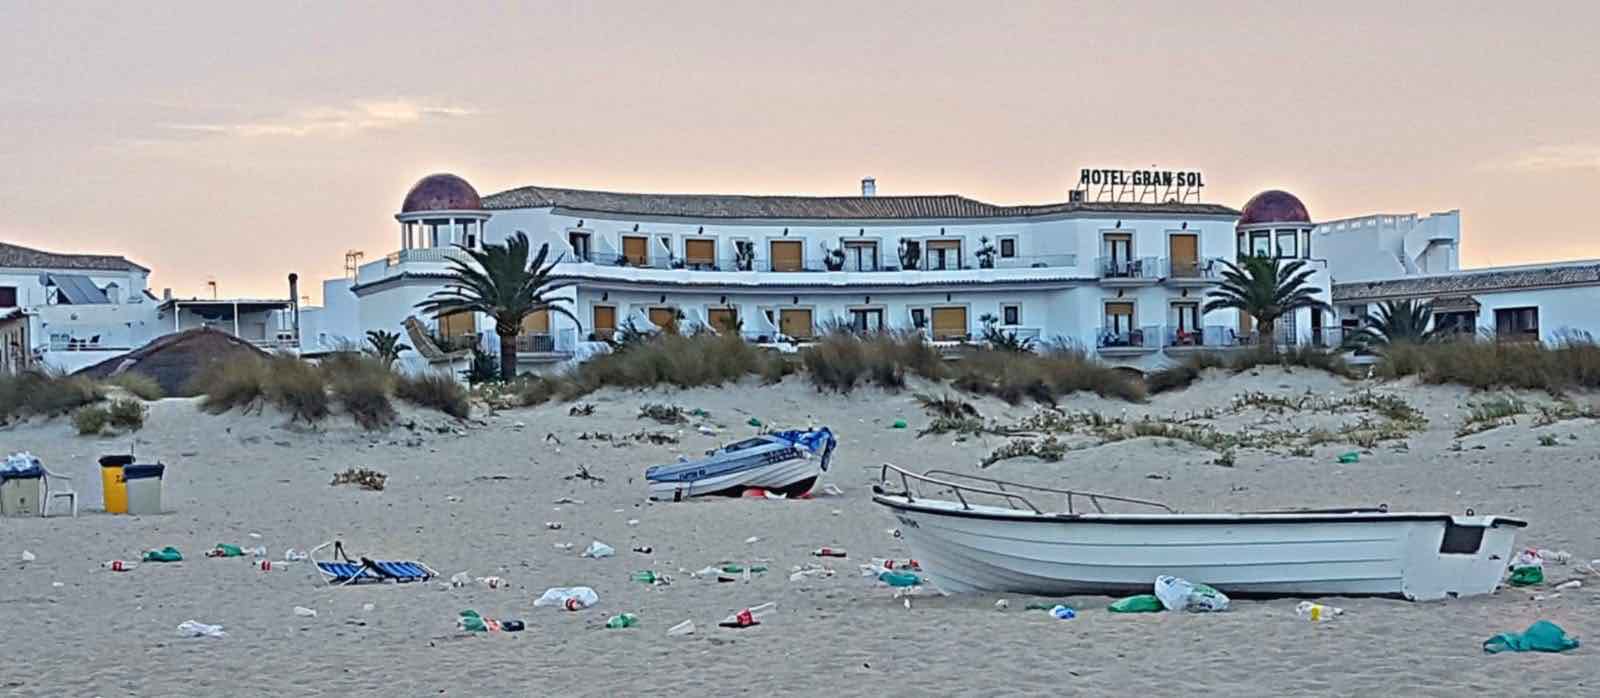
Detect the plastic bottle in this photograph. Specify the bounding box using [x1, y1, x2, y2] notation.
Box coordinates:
[668, 620, 696, 636]
[245, 545, 268, 558]
[293, 606, 318, 617]
[633, 546, 654, 554]
[605, 613, 639, 629]
[812, 547, 848, 558]
[1537, 549, 1573, 564]
[1050, 605, 1077, 620]
[719, 601, 776, 628]
[1295, 601, 1343, 621]
[102, 560, 135, 572]
[631, 570, 659, 584]
[535, 586, 599, 611]
[257, 560, 276, 571]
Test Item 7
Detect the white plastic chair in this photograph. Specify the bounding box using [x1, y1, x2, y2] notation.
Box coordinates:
[41, 468, 77, 517]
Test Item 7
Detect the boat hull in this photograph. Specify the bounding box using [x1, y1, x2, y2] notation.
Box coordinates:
[875, 495, 1524, 600]
[648, 456, 822, 500]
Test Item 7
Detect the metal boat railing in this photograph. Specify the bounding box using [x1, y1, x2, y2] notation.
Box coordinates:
[877, 463, 1174, 515]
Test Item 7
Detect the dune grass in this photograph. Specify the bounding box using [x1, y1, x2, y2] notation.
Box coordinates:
[1377, 337, 1600, 393]
[395, 371, 470, 419]
[0, 369, 105, 422]
[107, 372, 164, 400]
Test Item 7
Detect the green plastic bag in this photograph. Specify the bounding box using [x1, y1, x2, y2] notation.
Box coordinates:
[878, 570, 921, 587]
[1484, 620, 1580, 654]
[1108, 594, 1164, 613]
[210, 544, 244, 558]
[142, 546, 183, 563]
[458, 610, 487, 633]
[606, 613, 639, 629]
[1337, 451, 1359, 464]
[1508, 565, 1544, 586]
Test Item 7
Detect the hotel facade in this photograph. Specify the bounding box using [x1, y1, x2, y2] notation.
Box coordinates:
[300, 172, 1354, 375]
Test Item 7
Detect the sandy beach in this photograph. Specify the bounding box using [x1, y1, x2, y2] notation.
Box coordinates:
[5, 367, 1598, 697]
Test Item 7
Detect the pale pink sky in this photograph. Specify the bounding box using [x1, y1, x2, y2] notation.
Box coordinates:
[3, 2, 1598, 302]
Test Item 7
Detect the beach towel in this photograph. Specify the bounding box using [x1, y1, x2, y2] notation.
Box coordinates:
[1484, 620, 1580, 654]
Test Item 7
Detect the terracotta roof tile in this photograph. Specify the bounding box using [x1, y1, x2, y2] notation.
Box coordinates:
[1332, 262, 1600, 302]
[0, 242, 147, 272]
[481, 185, 1237, 220]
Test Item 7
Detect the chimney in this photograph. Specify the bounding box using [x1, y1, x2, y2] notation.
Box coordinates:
[861, 177, 876, 197]
[287, 273, 301, 339]
[162, 288, 172, 301]
[1068, 189, 1085, 203]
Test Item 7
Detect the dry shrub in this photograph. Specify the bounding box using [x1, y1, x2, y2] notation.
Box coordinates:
[1146, 346, 1350, 395]
[395, 372, 470, 419]
[107, 398, 147, 431]
[1378, 335, 1600, 393]
[951, 346, 1144, 404]
[108, 372, 164, 400]
[266, 354, 330, 423]
[194, 358, 269, 413]
[0, 370, 104, 420]
[325, 355, 395, 429]
[73, 405, 110, 435]
[331, 467, 387, 491]
[565, 332, 777, 396]
[801, 331, 936, 394]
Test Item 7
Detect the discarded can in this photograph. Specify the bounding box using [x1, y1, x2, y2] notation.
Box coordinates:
[257, 560, 275, 571]
[811, 547, 848, 558]
[633, 546, 654, 554]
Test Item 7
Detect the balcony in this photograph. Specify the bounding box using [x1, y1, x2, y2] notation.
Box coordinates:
[1096, 257, 1162, 286]
[514, 329, 579, 358]
[1163, 325, 1237, 352]
[1096, 325, 1162, 356]
[570, 251, 1079, 274]
[1164, 257, 1226, 287]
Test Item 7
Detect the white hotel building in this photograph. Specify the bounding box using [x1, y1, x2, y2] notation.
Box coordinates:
[299, 173, 1346, 375]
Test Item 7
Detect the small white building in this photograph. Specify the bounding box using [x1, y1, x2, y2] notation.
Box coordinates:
[0, 241, 299, 374]
[1332, 260, 1600, 342]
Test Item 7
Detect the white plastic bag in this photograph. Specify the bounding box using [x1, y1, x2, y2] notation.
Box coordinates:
[177, 620, 226, 638]
[534, 586, 599, 611]
[582, 541, 615, 559]
[1154, 575, 1229, 612]
[1154, 575, 1194, 611]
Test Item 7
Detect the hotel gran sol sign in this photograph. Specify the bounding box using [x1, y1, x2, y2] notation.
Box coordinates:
[1077, 167, 1205, 204]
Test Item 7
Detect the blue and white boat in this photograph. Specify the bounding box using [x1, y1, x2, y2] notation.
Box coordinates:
[646, 428, 837, 500]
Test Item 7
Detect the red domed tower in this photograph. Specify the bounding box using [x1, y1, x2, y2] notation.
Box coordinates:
[1235, 190, 1312, 260]
[395, 173, 491, 252]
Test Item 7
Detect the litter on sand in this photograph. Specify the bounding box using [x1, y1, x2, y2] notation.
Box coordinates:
[534, 586, 599, 611]
[582, 541, 616, 558]
[176, 620, 226, 638]
[1483, 620, 1580, 653]
[142, 547, 183, 563]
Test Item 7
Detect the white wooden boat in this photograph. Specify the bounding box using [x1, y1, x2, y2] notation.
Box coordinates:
[872, 464, 1526, 601]
[646, 428, 836, 501]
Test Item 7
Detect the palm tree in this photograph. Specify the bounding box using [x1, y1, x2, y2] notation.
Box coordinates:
[1203, 255, 1330, 350]
[364, 329, 412, 368]
[415, 232, 578, 381]
[1351, 299, 1440, 349]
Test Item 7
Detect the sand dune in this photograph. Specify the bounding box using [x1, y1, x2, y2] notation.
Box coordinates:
[4, 368, 1597, 696]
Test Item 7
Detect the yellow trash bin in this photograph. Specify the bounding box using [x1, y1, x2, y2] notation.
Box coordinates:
[99, 455, 133, 514]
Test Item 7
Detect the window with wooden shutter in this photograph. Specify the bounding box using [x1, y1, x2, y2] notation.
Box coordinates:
[622, 236, 648, 266]
[769, 241, 803, 272]
[648, 307, 678, 333]
[685, 239, 716, 267]
[1104, 302, 1134, 334]
[438, 311, 476, 339]
[708, 307, 738, 332]
[521, 309, 550, 334]
[931, 307, 967, 340]
[779, 308, 813, 339]
[1168, 234, 1199, 277]
[588, 307, 611, 334]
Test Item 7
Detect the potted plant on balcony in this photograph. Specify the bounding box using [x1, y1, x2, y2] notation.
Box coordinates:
[822, 242, 846, 271]
[975, 237, 996, 269]
[898, 239, 922, 270]
[734, 241, 756, 271]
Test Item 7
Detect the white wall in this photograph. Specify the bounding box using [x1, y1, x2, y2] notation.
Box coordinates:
[1317, 211, 1460, 283]
[1467, 286, 1600, 342]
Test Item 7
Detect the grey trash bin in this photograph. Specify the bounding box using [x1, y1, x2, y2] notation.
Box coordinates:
[123, 464, 165, 515]
[1, 473, 43, 516]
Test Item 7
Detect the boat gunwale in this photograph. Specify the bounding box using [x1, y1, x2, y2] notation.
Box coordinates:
[873, 494, 1529, 528]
